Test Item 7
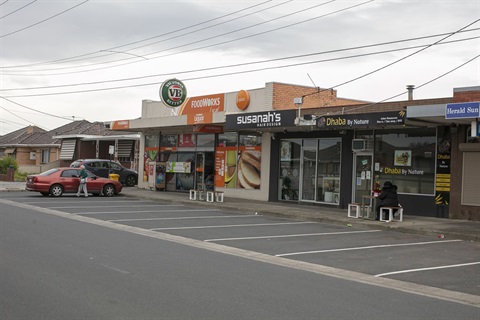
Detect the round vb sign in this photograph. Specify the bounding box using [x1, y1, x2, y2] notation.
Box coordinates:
[160, 79, 187, 108]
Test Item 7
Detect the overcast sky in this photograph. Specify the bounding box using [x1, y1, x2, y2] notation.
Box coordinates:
[0, 0, 479, 135]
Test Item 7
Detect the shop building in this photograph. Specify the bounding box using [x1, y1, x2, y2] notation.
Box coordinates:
[112, 82, 479, 220]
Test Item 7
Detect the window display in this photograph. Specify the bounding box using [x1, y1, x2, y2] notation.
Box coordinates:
[375, 128, 436, 195]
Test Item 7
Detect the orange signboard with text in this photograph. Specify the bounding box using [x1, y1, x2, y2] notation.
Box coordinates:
[179, 93, 224, 125]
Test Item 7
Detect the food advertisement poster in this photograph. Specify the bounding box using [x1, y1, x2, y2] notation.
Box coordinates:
[144, 148, 158, 182]
[214, 147, 237, 188]
[394, 150, 412, 166]
[214, 146, 262, 189]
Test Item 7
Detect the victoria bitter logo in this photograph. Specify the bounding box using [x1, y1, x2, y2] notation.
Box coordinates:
[160, 79, 187, 108]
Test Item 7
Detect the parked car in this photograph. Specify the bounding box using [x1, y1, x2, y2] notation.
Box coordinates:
[70, 159, 138, 187]
[26, 168, 123, 197]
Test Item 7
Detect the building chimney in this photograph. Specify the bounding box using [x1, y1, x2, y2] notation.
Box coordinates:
[406, 85, 415, 100]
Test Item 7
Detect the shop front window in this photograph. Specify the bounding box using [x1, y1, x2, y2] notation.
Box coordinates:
[279, 140, 301, 201]
[144, 134, 160, 182]
[279, 138, 341, 203]
[317, 138, 341, 203]
[375, 128, 436, 195]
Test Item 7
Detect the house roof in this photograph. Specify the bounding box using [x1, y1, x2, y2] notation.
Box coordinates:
[0, 121, 137, 147]
[0, 126, 47, 145]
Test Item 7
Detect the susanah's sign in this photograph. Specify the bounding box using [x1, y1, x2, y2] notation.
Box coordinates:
[226, 110, 296, 130]
[316, 111, 405, 129]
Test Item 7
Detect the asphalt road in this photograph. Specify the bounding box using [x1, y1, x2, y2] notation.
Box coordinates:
[1, 192, 479, 319]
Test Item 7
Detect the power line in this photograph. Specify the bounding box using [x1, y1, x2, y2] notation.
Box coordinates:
[0, 96, 75, 121]
[0, 0, 38, 20]
[319, 54, 480, 116]
[2, 0, 369, 74]
[1, 31, 477, 91]
[0, 0, 89, 38]
[0, 0, 276, 69]
[301, 18, 480, 100]
[1, 36, 476, 97]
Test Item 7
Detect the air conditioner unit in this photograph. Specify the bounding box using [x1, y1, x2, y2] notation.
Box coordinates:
[352, 139, 373, 151]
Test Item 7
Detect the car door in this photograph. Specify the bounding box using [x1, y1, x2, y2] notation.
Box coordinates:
[85, 171, 102, 193]
[60, 169, 81, 192]
[86, 161, 109, 178]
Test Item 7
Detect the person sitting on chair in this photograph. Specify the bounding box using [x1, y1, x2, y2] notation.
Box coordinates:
[375, 181, 399, 220]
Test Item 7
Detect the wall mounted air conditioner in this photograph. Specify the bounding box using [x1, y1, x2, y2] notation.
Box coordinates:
[352, 139, 373, 151]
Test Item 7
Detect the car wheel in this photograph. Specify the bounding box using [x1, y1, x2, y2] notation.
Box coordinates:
[50, 184, 64, 197]
[103, 184, 116, 197]
[41, 192, 49, 197]
[125, 175, 137, 187]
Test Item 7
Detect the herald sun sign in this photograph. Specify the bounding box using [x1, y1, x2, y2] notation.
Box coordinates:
[160, 79, 187, 108]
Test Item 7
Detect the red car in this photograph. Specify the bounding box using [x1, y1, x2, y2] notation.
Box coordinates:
[26, 168, 123, 197]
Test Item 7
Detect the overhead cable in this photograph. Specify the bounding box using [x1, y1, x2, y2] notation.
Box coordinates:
[0, 0, 89, 38]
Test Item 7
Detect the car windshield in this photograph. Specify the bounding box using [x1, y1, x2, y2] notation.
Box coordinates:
[39, 169, 60, 176]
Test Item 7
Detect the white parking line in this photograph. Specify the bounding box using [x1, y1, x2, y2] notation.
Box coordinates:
[49, 204, 183, 209]
[375, 262, 480, 277]
[22, 200, 142, 204]
[275, 239, 463, 257]
[108, 214, 260, 222]
[77, 209, 219, 216]
[150, 221, 316, 231]
[205, 230, 382, 242]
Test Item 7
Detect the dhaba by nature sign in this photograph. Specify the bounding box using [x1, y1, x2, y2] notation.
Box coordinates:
[316, 111, 405, 129]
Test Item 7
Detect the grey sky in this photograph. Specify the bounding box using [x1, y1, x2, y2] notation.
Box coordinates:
[0, 0, 479, 134]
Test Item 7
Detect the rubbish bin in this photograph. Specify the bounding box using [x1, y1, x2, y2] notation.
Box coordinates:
[109, 173, 120, 181]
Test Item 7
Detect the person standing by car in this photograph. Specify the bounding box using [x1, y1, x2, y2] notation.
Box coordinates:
[77, 165, 89, 197]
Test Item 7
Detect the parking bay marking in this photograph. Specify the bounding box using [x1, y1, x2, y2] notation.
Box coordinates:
[22, 200, 143, 204]
[2, 198, 478, 308]
[204, 230, 381, 242]
[49, 204, 184, 209]
[150, 221, 316, 231]
[275, 239, 463, 257]
[375, 261, 480, 277]
[108, 214, 260, 222]
[76, 209, 220, 215]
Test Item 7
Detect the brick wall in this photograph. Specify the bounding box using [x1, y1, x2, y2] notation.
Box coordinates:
[15, 147, 36, 166]
[0, 167, 15, 182]
[453, 87, 480, 102]
[271, 82, 366, 110]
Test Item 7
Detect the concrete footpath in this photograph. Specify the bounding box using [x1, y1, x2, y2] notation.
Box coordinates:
[2, 181, 479, 242]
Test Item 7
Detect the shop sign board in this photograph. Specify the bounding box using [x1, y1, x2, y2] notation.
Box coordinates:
[177, 93, 224, 125]
[193, 124, 224, 134]
[317, 111, 405, 129]
[160, 79, 187, 108]
[225, 110, 296, 130]
[445, 102, 480, 119]
[435, 133, 452, 206]
[111, 120, 130, 130]
[179, 93, 224, 115]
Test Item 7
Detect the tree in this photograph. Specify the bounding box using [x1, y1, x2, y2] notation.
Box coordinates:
[0, 157, 18, 174]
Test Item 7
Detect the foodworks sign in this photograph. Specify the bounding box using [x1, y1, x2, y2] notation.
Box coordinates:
[160, 79, 187, 108]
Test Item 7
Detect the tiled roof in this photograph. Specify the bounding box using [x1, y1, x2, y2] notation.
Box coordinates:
[0, 126, 47, 145]
[0, 121, 136, 147]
